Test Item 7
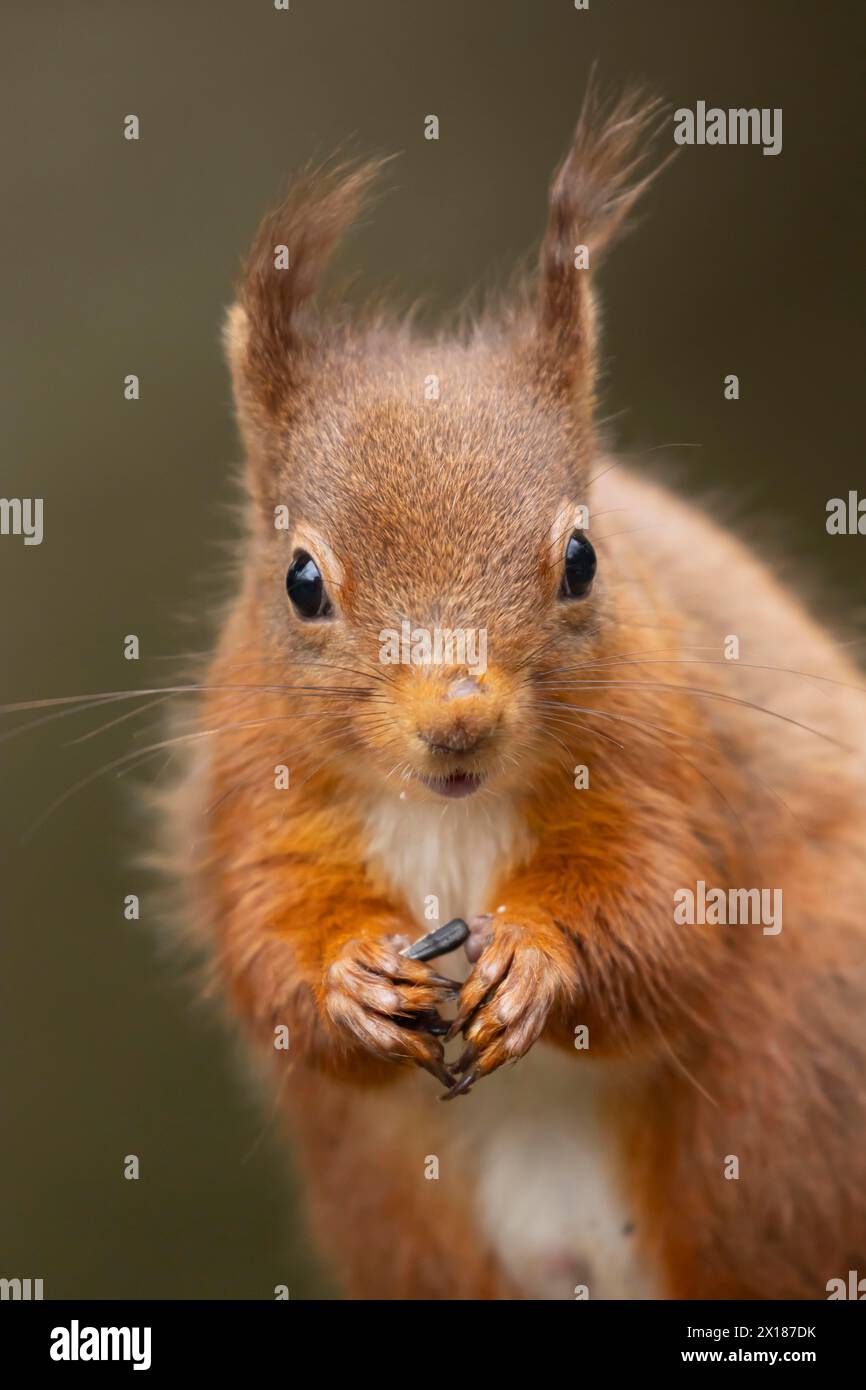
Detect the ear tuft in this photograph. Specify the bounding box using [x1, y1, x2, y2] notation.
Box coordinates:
[233, 156, 387, 417]
[537, 81, 670, 404]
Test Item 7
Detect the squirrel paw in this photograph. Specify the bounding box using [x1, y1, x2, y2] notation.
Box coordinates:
[442, 919, 577, 1099]
[323, 935, 460, 1088]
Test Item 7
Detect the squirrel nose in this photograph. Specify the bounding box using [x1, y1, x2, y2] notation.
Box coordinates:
[418, 677, 498, 756]
[419, 724, 488, 756]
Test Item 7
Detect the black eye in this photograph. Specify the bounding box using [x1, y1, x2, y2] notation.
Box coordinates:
[286, 551, 331, 619]
[561, 532, 596, 599]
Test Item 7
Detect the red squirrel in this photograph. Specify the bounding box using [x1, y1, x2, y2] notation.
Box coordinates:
[167, 89, 866, 1299]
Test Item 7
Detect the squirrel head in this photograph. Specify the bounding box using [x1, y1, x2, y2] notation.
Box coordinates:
[222, 89, 666, 803]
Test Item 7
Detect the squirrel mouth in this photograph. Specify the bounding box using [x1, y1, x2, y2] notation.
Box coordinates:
[421, 771, 483, 800]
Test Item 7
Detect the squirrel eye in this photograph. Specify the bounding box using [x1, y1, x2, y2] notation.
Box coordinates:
[286, 550, 331, 620]
[561, 531, 596, 599]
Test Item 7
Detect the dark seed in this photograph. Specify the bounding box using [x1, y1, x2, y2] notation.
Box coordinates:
[401, 918, 470, 962]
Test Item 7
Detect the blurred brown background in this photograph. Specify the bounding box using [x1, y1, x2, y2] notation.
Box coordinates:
[0, 0, 862, 1298]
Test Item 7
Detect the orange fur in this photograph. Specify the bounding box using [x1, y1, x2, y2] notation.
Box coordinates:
[170, 88, 866, 1299]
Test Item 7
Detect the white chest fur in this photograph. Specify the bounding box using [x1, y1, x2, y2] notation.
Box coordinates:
[362, 789, 658, 1300]
[362, 789, 532, 932]
[456, 1049, 660, 1299]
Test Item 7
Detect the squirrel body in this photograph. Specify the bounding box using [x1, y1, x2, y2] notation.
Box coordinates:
[172, 94, 866, 1298]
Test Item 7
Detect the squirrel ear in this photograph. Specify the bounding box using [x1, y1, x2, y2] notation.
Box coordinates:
[535, 84, 669, 408]
[226, 158, 386, 419]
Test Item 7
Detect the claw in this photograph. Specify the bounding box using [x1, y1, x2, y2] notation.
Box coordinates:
[454, 1042, 477, 1074]
[397, 1009, 450, 1036]
[429, 974, 462, 994]
[421, 1013, 452, 1036]
[440, 1068, 479, 1101]
[445, 977, 498, 1041]
[444, 1015, 465, 1043]
[419, 1056, 457, 1089]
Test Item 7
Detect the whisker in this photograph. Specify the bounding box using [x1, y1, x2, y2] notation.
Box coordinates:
[20, 707, 396, 839]
[536, 700, 761, 871]
[0, 681, 381, 721]
[539, 708, 627, 751]
[537, 652, 866, 696]
[535, 698, 806, 831]
[68, 696, 173, 745]
[535, 723, 592, 766]
[0, 690, 151, 746]
[593, 523, 666, 543]
[531, 679, 846, 748]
